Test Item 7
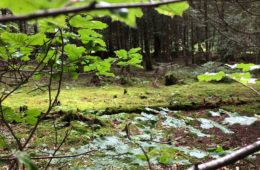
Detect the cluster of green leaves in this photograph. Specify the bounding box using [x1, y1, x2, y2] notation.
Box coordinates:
[2, 107, 41, 125]
[64, 15, 113, 78]
[155, 1, 189, 16]
[0, 14, 145, 80]
[197, 71, 225, 82]
[197, 63, 260, 85]
[115, 47, 143, 69]
[0, 1, 189, 27]
[0, 31, 47, 61]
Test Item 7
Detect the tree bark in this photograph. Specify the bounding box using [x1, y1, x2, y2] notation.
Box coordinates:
[142, 9, 153, 71]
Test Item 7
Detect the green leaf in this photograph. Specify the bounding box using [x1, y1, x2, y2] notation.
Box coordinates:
[69, 15, 92, 27]
[1, 32, 28, 45]
[0, 47, 9, 60]
[78, 29, 103, 38]
[129, 47, 141, 54]
[88, 5, 143, 27]
[23, 109, 41, 125]
[33, 73, 43, 81]
[26, 33, 47, 46]
[70, 72, 79, 80]
[155, 1, 189, 17]
[115, 49, 128, 59]
[0, 135, 7, 148]
[197, 71, 226, 82]
[158, 155, 173, 165]
[2, 107, 22, 123]
[78, 30, 106, 47]
[228, 72, 256, 84]
[84, 65, 96, 72]
[64, 44, 85, 61]
[38, 16, 67, 32]
[25, 109, 41, 117]
[0, 0, 68, 14]
[69, 15, 107, 29]
[236, 63, 255, 72]
[16, 152, 38, 170]
[24, 116, 38, 125]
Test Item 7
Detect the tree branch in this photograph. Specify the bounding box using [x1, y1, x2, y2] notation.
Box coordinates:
[0, 0, 186, 23]
[188, 140, 260, 170]
[235, 80, 260, 96]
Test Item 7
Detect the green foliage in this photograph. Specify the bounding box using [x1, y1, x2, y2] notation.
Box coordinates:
[228, 72, 254, 84]
[0, 31, 47, 61]
[226, 63, 259, 72]
[69, 15, 108, 29]
[2, 106, 41, 125]
[0, 135, 7, 148]
[2, 107, 22, 123]
[64, 44, 85, 61]
[155, 1, 189, 16]
[84, 56, 115, 77]
[0, 0, 189, 27]
[23, 109, 41, 125]
[235, 63, 255, 72]
[0, 0, 68, 14]
[115, 47, 143, 69]
[197, 71, 226, 82]
[198, 63, 260, 85]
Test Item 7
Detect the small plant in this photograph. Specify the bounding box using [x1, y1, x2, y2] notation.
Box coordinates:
[115, 47, 143, 69]
[198, 63, 260, 95]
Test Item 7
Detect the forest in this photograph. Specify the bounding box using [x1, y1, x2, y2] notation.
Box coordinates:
[0, 0, 259, 169]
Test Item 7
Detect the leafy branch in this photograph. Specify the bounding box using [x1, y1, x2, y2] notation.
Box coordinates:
[0, 0, 186, 23]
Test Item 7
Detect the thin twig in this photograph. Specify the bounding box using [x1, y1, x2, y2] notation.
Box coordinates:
[137, 143, 153, 170]
[22, 29, 65, 149]
[232, 79, 260, 96]
[44, 128, 71, 170]
[0, 149, 98, 161]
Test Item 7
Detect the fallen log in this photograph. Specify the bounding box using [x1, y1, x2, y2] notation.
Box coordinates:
[188, 140, 260, 170]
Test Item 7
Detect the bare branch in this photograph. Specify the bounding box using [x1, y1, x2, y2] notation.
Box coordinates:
[0, 149, 98, 161]
[44, 128, 71, 170]
[236, 0, 260, 17]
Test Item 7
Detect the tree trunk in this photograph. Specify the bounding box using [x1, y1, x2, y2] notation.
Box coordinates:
[204, 0, 209, 61]
[142, 9, 153, 71]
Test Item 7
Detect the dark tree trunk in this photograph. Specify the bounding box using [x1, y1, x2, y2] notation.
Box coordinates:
[204, 0, 209, 61]
[191, 17, 195, 64]
[142, 9, 153, 71]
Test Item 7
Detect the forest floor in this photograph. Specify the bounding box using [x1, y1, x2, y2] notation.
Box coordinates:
[1, 75, 260, 169]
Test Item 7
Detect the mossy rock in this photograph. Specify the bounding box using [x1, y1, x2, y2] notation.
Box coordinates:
[165, 74, 178, 86]
[164, 72, 185, 86]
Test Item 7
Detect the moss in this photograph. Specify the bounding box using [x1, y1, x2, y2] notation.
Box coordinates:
[221, 102, 260, 115]
[2, 82, 259, 114]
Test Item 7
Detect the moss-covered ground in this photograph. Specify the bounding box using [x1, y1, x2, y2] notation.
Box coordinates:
[1, 80, 259, 169]
[3, 81, 260, 114]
